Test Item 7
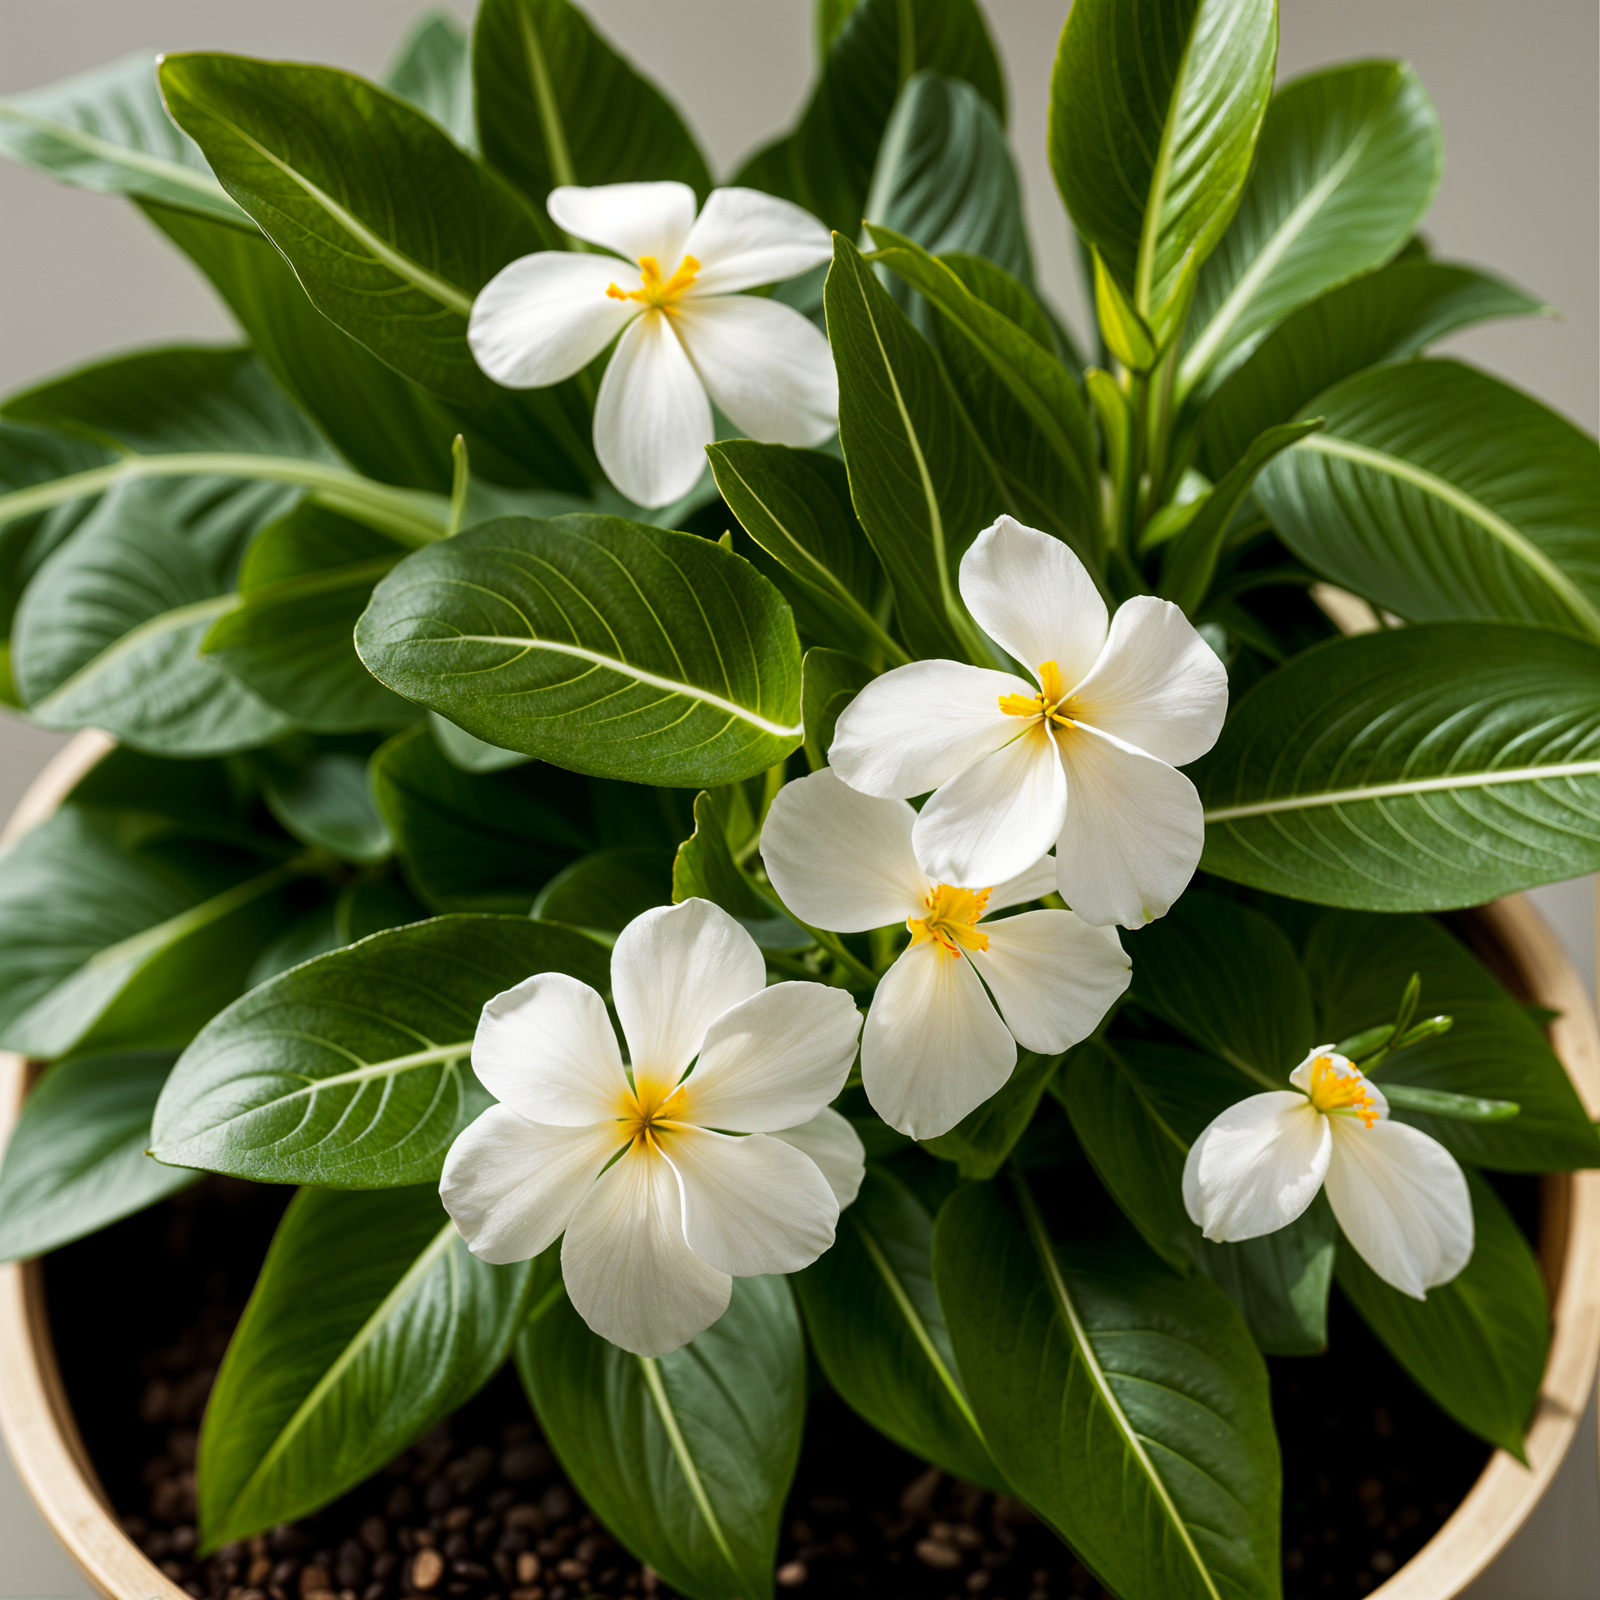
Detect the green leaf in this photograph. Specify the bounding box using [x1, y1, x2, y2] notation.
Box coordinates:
[1198, 258, 1548, 479]
[1377, 1084, 1519, 1122]
[922, 1050, 1061, 1179]
[158, 53, 549, 403]
[199, 1185, 534, 1546]
[800, 646, 874, 768]
[866, 230, 1099, 560]
[1180, 61, 1443, 395]
[1335, 1170, 1548, 1459]
[793, 1167, 1004, 1490]
[473, 0, 711, 204]
[429, 712, 531, 773]
[1304, 907, 1599, 1171]
[1049, 0, 1277, 333]
[150, 914, 608, 1187]
[371, 724, 588, 912]
[738, 0, 1005, 237]
[0, 807, 301, 1060]
[935, 1177, 1282, 1600]
[0, 52, 249, 225]
[531, 846, 674, 939]
[200, 504, 415, 734]
[1255, 359, 1600, 640]
[1198, 623, 1600, 913]
[385, 12, 476, 151]
[0, 1051, 194, 1262]
[356, 516, 805, 787]
[255, 740, 393, 866]
[706, 442, 902, 666]
[673, 789, 805, 951]
[825, 235, 1004, 661]
[517, 1271, 805, 1600]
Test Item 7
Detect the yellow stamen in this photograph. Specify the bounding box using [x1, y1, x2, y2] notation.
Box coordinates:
[605, 253, 701, 312]
[998, 659, 1076, 728]
[907, 883, 992, 960]
[614, 1072, 690, 1155]
[1305, 1054, 1379, 1129]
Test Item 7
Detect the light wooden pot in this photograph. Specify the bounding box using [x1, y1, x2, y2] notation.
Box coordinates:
[1, 731, 1597, 1600]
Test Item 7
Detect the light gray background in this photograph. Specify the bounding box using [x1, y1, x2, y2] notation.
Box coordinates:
[0, 2, 1596, 1595]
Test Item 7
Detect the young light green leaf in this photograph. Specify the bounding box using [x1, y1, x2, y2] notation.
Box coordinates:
[517, 1271, 805, 1600]
[0, 1051, 193, 1263]
[1198, 624, 1600, 913]
[150, 914, 608, 1187]
[935, 1178, 1282, 1600]
[356, 516, 805, 787]
[384, 12, 477, 150]
[1376, 1084, 1519, 1122]
[793, 1167, 1005, 1492]
[199, 1186, 534, 1547]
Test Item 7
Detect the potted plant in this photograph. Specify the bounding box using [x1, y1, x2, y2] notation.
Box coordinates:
[1, 2, 1598, 1598]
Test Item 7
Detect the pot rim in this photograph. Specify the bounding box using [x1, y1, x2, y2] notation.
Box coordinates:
[0, 731, 1596, 1600]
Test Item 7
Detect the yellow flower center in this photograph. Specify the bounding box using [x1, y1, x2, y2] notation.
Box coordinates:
[615, 1071, 689, 1155]
[1305, 1053, 1378, 1129]
[606, 253, 701, 312]
[907, 883, 992, 960]
[998, 659, 1076, 728]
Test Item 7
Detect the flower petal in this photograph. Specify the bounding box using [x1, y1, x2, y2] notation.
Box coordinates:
[473, 972, 628, 1127]
[547, 181, 697, 266]
[1069, 595, 1229, 767]
[561, 1138, 732, 1357]
[681, 187, 832, 295]
[986, 854, 1060, 913]
[593, 310, 713, 508]
[673, 294, 837, 447]
[684, 981, 862, 1132]
[468, 252, 638, 388]
[967, 910, 1131, 1054]
[862, 938, 1016, 1139]
[828, 659, 1029, 798]
[760, 767, 928, 932]
[1182, 1093, 1332, 1242]
[1054, 723, 1204, 929]
[958, 515, 1108, 686]
[612, 899, 767, 1098]
[1324, 1118, 1474, 1298]
[913, 723, 1068, 889]
[661, 1125, 838, 1276]
[769, 1107, 866, 1209]
[440, 1107, 621, 1265]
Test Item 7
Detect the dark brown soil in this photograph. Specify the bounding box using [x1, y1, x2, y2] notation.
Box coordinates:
[41, 1176, 1520, 1600]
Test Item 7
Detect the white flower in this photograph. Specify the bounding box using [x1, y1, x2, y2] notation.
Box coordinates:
[439, 898, 864, 1357]
[828, 515, 1229, 930]
[760, 768, 1131, 1140]
[468, 181, 837, 507]
[1182, 1047, 1474, 1299]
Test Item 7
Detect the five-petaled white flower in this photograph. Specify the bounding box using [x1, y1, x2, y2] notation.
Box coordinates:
[760, 769, 1131, 1139]
[468, 181, 837, 508]
[828, 515, 1229, 930]
[1183, 1047, 1474, 1299]
[439, 899, 864, 1357]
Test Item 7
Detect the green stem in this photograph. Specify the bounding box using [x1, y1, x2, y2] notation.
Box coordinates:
[802, 922, 879, 990]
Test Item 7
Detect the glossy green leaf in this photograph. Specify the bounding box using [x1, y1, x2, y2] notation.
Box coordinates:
[793, 1167, 1004, 1490]
[1335, 1170, 1548, 1458]
[1198, 623, 1600, 913]
[0, 807, 301, 1060]
[517, 1271, 805, 1600]
[428, 713, 531, 774]
[825, 235, 1004, 661]
[531, 847, 674, 939]
[159, 53, 549, 403]
[672, 788, 805, 951]
[199, 1185, 534, 1546]
[935, 1178, 1281, 1600]
[0, 424, 110, 635]
[1050, 0, 1277, 333]
[800, 647, 874, 769]
[248, 901, 343, 988]
[0, 52, 249, 225]
[0, 1051, 193, 1262]
[372, 725, 587, 912]
[151, 914, 607, 1187]
[473, 0, 711, 205]
[1255, 360, 1600, 640]
[922, 1050, 1061, 1179]
[356, 516, 805, 787]
[1180, 61, 1443, 395]
[255, 741, 393, 866]
[1304, 908, 1599, 1171]
[385, 12, 476, 150]
[1199, 258, 1548, 478]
